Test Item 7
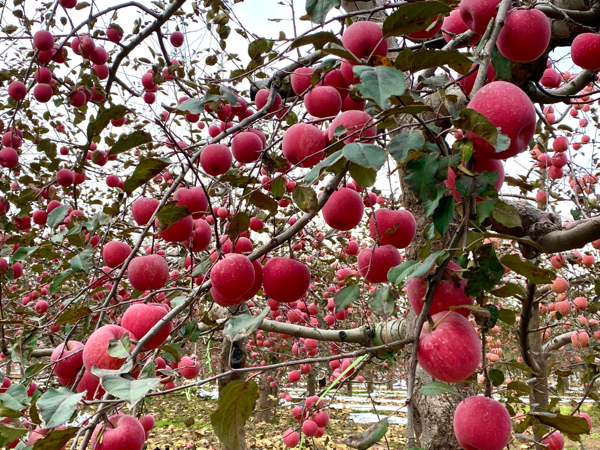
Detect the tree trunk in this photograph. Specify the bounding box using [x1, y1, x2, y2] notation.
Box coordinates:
[367, 380, 374, 394]
[346, 381, 353, 397]
[218, 338, 248, 450]
[256, 372, 277, 423]
[306, 376, 316, 397]
[528, 303, 549, 449]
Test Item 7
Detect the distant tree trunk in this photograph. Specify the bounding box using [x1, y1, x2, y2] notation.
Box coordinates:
[346, 381, 353, 396]
[218, 305, 250, 450]
[256, 372, 277, 423]
[367, 380, 374, 394]
[386, 377, 393, 391]
[306, 376, 316, 397]
[218, 338, 248, 450]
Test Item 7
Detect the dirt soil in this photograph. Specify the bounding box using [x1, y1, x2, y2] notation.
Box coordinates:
[141, 390, 600, 450]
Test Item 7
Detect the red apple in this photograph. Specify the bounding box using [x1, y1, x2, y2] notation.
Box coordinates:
[541, 432, 565, 450]
[263, 257, 310, 303]
[304, 86, 342, 118]
[102, 240, 132, 268]
[368, 208, 416, 249]
[174, 187, 208, 218]
[327, 110, 376, 144]
[322, 187, 364, 231]
[466, 81, 536, 159]
[131, 197, 159, 226]
[51, 340, 84, 379]
[418, 311, 480, 382]
[341, 21, 388, 60]
[91, 414, 146, 450]
[571, 33, 600, 71]
[128, 255, 169, 291]
[453, 396, 512, 450]
[357, 245, 402, 283]
[200, 143, 232, 176]
[460, 0, 510, 35]
[497, 9, 550, 62]
[282, 123, 326, 168]
[82, 324, 135, 371]
[121, 303, 172, 350]
[210, 253, 255, 301]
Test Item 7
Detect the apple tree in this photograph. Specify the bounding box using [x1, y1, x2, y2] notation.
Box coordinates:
[0, 0, 599, 449]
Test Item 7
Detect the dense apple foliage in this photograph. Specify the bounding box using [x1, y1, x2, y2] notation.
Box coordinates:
[0, 0, 598, 449]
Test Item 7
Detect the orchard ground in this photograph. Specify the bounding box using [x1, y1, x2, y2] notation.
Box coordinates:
[133, 386, 600, 450]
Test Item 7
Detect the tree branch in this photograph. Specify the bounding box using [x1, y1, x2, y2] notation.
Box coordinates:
[543, 331, 573, 355]
[105, 0, 187, 94]
[471, 0, 512, 95]
[524, 69, 597, 104]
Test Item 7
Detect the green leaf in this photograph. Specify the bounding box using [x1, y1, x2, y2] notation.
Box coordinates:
[248, 37, 272, 60]
[387, 260, 420, 286]
[124, 158, 171, 194]
[271, 177, 286, 199]
[419, 381, 463, 398]
[219, 86, 241, 107]
[0, 404, 22, 418]
[69, 250, 93, 272]
[507, 380, 532, 395]
[497, 308, 516, 325]
[157, 204, 191, 232]
[491, 283, 526, 299]
[369, 286, 397, 318]
[292, 185, 319, 213]
[476, 200, 496, 223]
[348, 165, 377, 188]
[210, 380, 259, 449]
[452, 109, 510, 154]
[223, 307, 270, 343]
[395, 48, 473, 75]
[290, 31, 343, 50]
[354, 66, 406, 110]
[334, 285, 359, 311]
[305, 0, 340, 25]
[491, 200, 522, 228]
[10, 246, 38, 264]
[488, 368, 505, 387]
[530, 413, 590, 436]
[100, 376, 160, 406]
[47, 205, 70, 229]
[464, 244, 505, 296]
[304, 150, 344, 184]
[0, 419, 27, 445]
[432, 196, 454, 236]
[87, 105, 126, 139]
[107, 334, 131, 359]
[387, 130, 425, 166]
[56, 306, 92, 326]
[227, 213, 250, 240]
[248, 191, 278, 215]
[176, 96, 220, 114]
[500, 254, 555, 284]
[320, 43, 361, 62]
[0, 384, 30, 411]
[496, 361, 536, 374]
[491, 47, 512, 82]
[382, 1, 451, 37]
[49, 269, 74, 295]
[405, 153, 443, 203]
[37, 388, 84, 429]
[108, 130, 152, 156]
[32, 427, 79, 450]
[341, 418, 388, 450]
[342, 143, 386, 170]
